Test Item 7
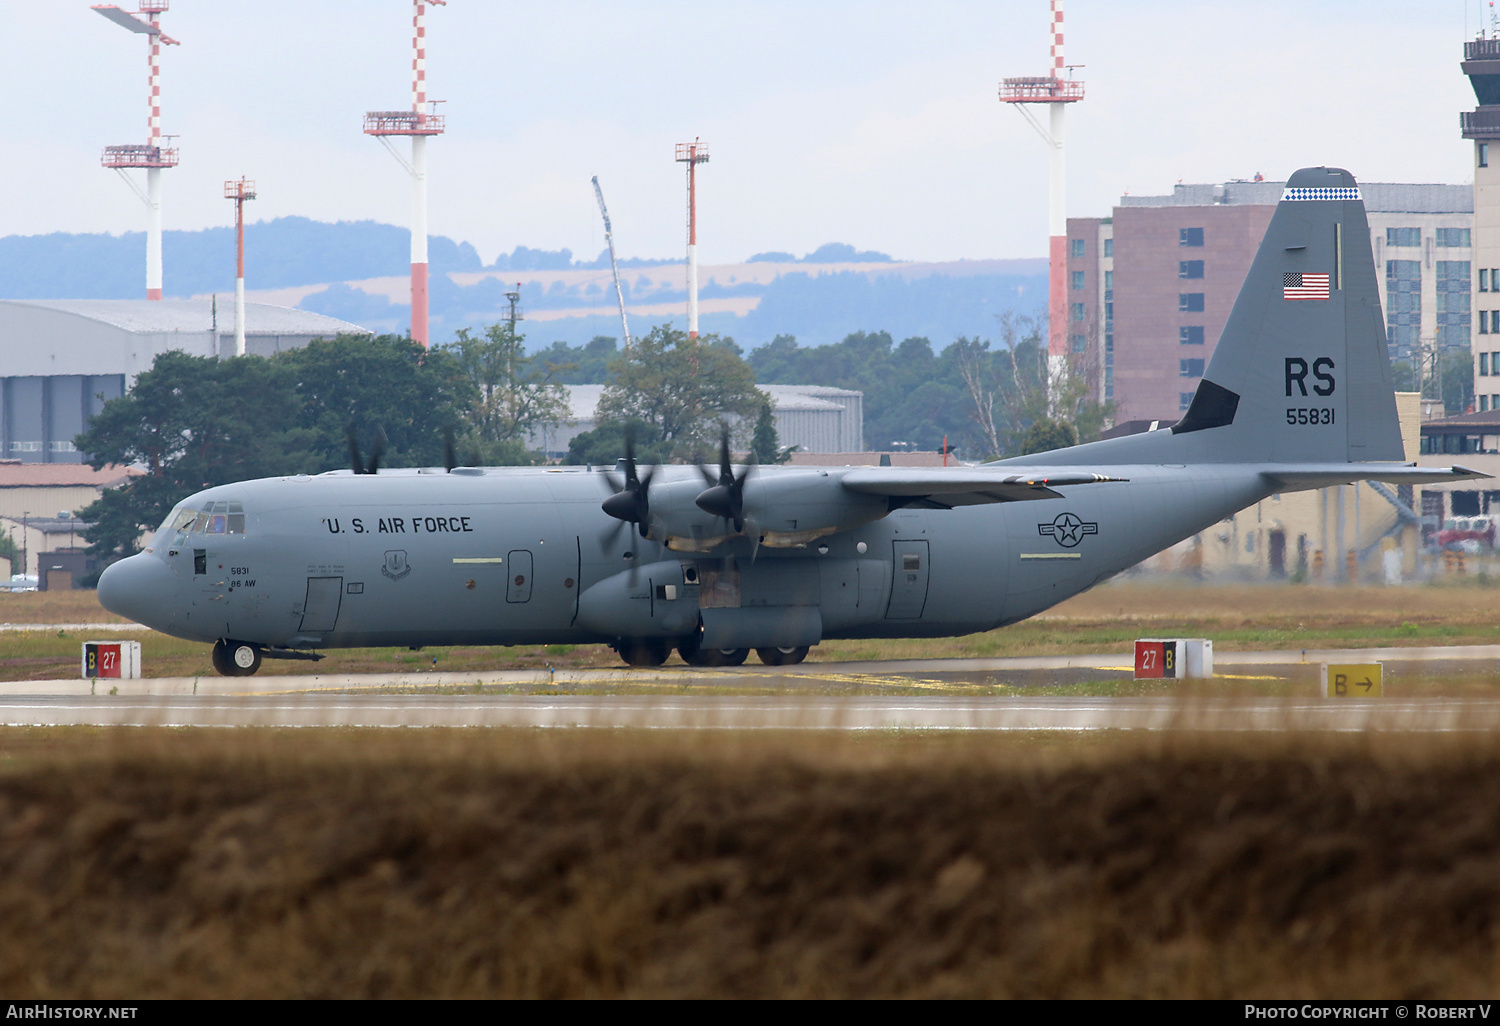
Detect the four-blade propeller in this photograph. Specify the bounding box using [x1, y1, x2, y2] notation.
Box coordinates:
[347, 424, 387, 475]
[443, 426, 458, 472]
[696, 424, 753, 533]
[599, 426, 659, 583]
[601, 426, 657, 539]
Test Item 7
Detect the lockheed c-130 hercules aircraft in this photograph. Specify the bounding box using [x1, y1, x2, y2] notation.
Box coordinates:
[99, 167, 1485, 675]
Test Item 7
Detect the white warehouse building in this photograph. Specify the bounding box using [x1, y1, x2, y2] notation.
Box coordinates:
[0, 299, 371, 464]
[532, 383, 865, 457]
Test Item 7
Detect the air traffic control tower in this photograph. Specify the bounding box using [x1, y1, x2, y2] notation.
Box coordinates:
[1463, 38, 1500, 374]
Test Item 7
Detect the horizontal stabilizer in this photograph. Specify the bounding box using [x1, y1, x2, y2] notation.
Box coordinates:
[1263, 464, 1491, 492]
[841, 468, 1127, 506]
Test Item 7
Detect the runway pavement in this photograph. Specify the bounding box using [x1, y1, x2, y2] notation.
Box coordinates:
[2, 644, 1498, 730]
[2, 693, 1498, 730]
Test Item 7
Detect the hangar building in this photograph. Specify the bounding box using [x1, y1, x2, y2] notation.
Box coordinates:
[0, 299, 371, 464]
[530, 383, 865, 457]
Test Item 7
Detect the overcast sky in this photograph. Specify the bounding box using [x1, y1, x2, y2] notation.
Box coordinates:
[0, 1, 1480, 265]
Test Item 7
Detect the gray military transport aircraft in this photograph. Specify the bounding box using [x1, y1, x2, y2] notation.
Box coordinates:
[99, 167, 1485, 675]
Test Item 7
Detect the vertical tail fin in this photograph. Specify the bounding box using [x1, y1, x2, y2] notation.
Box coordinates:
[1171, 166, 1403, 462]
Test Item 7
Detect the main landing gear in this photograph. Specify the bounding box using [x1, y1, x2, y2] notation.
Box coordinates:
[617, 638, 672, 667]
[211, 639, 263, 677]
[755, 645, 809, 666]
[676, 631, 750, 667]
[613, 635, 810, 668]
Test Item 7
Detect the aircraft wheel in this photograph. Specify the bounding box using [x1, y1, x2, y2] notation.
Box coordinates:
[679, 643, 750, 667]
[679, 644, 723, 667]
[213, 639, 263, 677]
[756, 645, 809, 666]
[620, 638, 670, 668]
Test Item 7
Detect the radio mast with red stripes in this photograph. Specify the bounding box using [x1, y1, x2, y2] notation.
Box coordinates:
[999, 0, 1084, 397]
[675, 139, 709, 340]
[365, 1, 447, 347]
[93, 2, 180, 301]
[224, 178, 257, 357]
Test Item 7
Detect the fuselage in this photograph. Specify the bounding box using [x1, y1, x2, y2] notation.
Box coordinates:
[97, 462, 1275, 653]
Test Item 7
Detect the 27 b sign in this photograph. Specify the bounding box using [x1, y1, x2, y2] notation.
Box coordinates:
[82, 641, 141, 680]
[1135, 640, 1180, 679]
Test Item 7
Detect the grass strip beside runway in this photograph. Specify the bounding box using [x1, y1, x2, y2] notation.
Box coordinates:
[1, 726, 1498, 998]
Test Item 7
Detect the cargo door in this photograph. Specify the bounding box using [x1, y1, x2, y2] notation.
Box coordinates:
[507, 550, 533, 603]
[886, 540, 930, 619]
[298, 576, 344, 633]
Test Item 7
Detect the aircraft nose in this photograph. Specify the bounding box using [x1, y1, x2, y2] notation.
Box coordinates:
[98, 553, 177, 631]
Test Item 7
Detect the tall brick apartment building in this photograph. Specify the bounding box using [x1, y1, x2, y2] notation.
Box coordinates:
[1067, 181, 1472, 424]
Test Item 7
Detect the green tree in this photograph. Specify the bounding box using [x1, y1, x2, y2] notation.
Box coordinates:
[749, 400, 793, 463]
[1391, 359, 1417, 393]
[0, 527, 18, 572]
[443, 322, 569, 464]
[534, 335, 619, 383]
[282, 334, 478, 471]
[595, 325, 766, 460]
[1441, 349, 1475, 415]
[1017, 418, 1079, 455]
[74, 351, 314, 568]
[749, 317, 1111, 460]
[974, 312, 1112, 456]
[564, 419, 672, 467]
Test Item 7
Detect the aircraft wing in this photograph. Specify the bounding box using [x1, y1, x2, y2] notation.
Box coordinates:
[1262, 464, 1491, 491]
[840, 468, 1128, 507]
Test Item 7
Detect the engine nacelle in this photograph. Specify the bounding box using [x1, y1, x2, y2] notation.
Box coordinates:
[649, 469, 889, 551]
[575, 561, 699, 639]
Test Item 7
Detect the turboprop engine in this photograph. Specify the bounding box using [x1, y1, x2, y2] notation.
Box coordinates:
[645, 469, 890, 552]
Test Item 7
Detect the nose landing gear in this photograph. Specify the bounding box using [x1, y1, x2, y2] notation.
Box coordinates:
[211, 639, 263, 677]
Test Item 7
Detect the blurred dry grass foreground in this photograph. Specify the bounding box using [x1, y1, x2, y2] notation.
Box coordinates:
[2, 727, 1500, 998]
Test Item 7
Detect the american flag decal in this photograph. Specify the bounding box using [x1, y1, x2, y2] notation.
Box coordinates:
[1284, 272, 1331, 300]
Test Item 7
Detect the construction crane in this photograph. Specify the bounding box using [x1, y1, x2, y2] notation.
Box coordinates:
[591, 176, 633, 351]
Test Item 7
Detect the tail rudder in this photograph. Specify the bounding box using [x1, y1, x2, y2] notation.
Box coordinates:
[1171, 166, 1402, 463]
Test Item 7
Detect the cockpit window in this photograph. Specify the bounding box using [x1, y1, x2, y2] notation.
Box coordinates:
[173, 501, 245, 537]
[165, 508, 197, 533]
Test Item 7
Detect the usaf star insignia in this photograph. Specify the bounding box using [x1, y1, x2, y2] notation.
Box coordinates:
[1038, 512, 1099, 549]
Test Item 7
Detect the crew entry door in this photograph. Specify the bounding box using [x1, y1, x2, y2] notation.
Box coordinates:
[299, 576, 344, 632]
[886, 540, 930, 619]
